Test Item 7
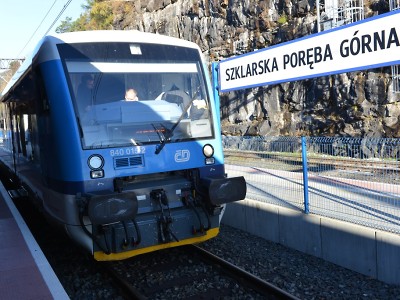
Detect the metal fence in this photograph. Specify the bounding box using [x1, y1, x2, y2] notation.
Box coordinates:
[222, 136, 400, 234]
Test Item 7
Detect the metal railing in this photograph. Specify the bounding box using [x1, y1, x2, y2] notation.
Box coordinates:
[390, 1, 400, 93]
[318, 0, 364, 31]
[223, 136, 400, 234]
[393, 65, 400, 93]
[390, 0, 400, 10]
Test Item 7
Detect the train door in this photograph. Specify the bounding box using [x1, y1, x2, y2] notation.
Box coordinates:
[9, 101, 35, 164]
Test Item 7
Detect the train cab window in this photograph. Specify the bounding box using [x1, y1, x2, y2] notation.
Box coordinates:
[58, 42, 214, 149]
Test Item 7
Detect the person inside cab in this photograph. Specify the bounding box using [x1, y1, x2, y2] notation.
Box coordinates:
[125, 88, 139, 101]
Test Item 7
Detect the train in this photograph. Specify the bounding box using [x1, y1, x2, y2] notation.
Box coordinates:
[0, 30, 246, 261]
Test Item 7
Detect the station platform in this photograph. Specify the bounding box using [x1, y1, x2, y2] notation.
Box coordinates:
[0, 182, 69, 299]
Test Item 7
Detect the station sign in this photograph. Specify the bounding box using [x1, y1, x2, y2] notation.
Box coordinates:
[219, 10, 400, 92]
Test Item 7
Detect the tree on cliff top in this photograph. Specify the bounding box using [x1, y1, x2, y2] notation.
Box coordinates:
[56, 0, 132, 33]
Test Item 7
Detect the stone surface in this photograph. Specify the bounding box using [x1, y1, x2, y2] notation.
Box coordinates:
[114, 0, 399, 137]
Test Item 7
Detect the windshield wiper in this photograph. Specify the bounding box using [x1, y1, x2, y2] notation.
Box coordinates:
[154, 123, 173, 154]
[154, 97, 195, 155]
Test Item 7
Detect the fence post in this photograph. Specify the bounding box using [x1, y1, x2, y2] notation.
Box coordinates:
[301, 136, 310, 214]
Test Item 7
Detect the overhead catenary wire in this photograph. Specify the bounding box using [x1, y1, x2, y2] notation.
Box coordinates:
[17, 0, 73, 58]
[43, 0, 73, 36]
[17, 0, 58, 58]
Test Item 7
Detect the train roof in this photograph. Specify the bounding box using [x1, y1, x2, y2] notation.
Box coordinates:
[49, 30, 200, 48]
[1, 30, 202, 101]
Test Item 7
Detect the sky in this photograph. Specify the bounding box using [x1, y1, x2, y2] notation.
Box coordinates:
[0, 0, 87, 59]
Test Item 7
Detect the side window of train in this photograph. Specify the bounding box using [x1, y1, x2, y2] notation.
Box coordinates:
[11, 67, 44, 160]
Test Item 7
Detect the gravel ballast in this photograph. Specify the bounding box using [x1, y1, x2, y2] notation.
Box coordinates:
[48, 224, 400, 299]
[202, 225, 400, 299]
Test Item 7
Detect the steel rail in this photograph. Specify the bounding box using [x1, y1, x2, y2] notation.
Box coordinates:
[190, 245, 300, 300]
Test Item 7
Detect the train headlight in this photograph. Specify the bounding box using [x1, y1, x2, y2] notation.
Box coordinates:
[90, 170, 104, 179]
[203, 144, 215, 165]
[88, 155, 104, 170]
[203, 144, 214, 158]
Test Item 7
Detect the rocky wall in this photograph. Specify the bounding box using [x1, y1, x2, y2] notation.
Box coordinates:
[115, 0, 400, 137]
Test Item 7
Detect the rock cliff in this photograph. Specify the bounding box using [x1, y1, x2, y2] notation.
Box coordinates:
[112, 0, 400, 137]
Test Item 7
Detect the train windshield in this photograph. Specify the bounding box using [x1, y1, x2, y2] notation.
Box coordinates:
[58, 42, 214, 149]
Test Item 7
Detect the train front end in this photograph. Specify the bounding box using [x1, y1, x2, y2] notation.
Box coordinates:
[53, 32, 246, 260]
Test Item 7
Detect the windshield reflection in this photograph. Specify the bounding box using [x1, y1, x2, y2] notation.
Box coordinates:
[66, 63, 213, 149]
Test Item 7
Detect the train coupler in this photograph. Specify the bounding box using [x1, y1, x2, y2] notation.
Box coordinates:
[158, 215, 179, 243]
[151, 189, 179, 243]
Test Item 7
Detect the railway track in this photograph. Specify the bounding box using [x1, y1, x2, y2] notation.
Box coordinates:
[102, 245, 300, 299]
[224, 149, 400, 184]
[0, 161, 298, 299]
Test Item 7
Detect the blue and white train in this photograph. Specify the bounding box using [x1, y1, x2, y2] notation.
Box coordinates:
[0, 31, 246, 260]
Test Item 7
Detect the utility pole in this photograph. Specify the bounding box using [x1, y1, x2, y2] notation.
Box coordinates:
[0, 58, 25, 91]
[0, 58, 25, 70]
[0, 59, 24, 91]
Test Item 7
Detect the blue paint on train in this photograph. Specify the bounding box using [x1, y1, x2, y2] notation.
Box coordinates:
[0, 31, 246, 260]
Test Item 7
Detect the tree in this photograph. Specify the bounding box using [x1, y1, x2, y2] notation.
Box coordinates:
[56, 0, 93, 33]
[56, 17, 74, 33]
[56, 14, 90, 33]
[55, 0, 135, 33]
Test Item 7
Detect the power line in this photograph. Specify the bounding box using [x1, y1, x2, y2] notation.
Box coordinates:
[43, 0, 73, 36]
[16, 0, 73, 58]
[17, 0, 58, 58]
